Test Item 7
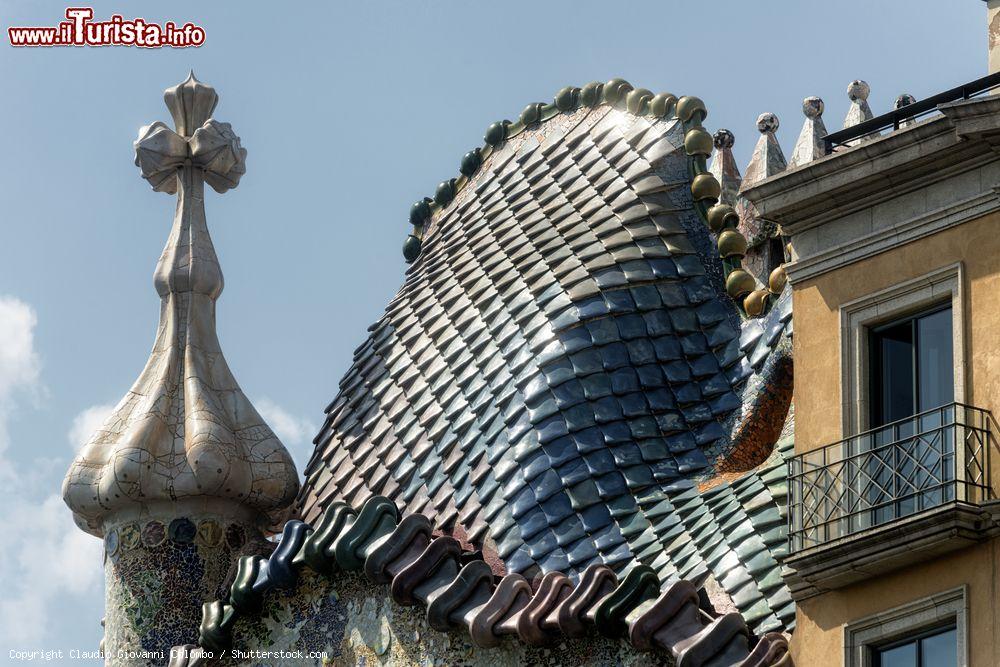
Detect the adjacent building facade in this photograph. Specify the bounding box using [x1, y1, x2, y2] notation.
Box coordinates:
[742, 8, 1000, 664]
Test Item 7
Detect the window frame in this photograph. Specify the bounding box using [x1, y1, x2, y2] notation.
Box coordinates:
[840, 263, 965, 438]
[844, 586, 967, 667]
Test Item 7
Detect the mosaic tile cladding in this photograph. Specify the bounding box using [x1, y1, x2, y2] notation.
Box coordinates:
[297, 78, 796, 645]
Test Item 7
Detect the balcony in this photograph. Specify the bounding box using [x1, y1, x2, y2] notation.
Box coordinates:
[784, 403, 1000, 599]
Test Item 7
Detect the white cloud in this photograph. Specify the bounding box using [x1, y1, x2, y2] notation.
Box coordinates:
[0, 494, 104, 647]
[0, 296, 41, 469]
[67, 403, 114, 451]
[255, 397, 316, 471]
[0, 297, 103, 648]
[0, 297, 40, 400]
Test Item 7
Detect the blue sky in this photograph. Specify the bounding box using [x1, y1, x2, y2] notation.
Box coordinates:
[0, 0, 985, 660]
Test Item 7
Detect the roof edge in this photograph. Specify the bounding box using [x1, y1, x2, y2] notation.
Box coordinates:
[400, 77, 785, 319]
[173, 495, 792, 665]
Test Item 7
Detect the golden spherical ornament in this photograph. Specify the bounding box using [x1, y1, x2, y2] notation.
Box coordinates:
[676, 96, 707, 123]
[706, 204, 738, 232]
[691, 173, 721, 202]
[649, 93, 677, 118]
[717, 229, 748, 258]
[684, 129, 714, 157]
[726, 269, 756, 299]
[626, 88, 653, 115]
[744, 289, 769, 317]
[768, 265, 788, 294]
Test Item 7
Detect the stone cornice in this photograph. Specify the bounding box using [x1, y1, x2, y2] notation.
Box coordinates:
[740, 96, 1000, 284]
[784, 188, 1000, 284]
[940, 94, 1000, 139]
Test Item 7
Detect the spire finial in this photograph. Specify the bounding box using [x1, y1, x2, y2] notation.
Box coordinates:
[63, 75, 297, 538]
[895, 93, 919, 128]
[842, 79, 878, 145]
[134, 73, 245, 195]
[161, 71, 218, 138]
[740, 113, 786, 191]
[709, 129, 741, 205]
[789, 96, 828, 167]
[735, 114, 786, 283]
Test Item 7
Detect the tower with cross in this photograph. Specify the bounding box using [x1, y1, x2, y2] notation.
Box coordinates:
[62, 73, 299, 660]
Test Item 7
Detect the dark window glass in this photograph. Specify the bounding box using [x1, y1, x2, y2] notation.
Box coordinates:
[872, 625, 956, 667]
[916, 308, 953, 413]
[869, 306, 953, 428]
[767, 236, 786, 275]
[877, 641, 916, 667]
[872, 320, 914, 427]
[865, 305, 954, 524]
[921, 628, 957, 667]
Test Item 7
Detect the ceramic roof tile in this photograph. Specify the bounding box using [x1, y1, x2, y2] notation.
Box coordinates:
[292, 82, 796, 661]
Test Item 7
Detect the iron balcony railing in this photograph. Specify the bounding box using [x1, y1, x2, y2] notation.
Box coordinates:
[788, 402, 995, 553]
[823, 70, 1000, 153]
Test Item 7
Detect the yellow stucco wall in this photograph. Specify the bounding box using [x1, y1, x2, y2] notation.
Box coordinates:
[789, 210, 1000, 664]
[793, 210, 1000, 460]
[793, 540, 1000, 666]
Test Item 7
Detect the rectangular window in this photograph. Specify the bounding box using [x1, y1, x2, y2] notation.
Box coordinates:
[871, 624, 957, 667]
[869, 305, 953, 428]
[840, 263, 964, 439]
[864, 305, 955, 525]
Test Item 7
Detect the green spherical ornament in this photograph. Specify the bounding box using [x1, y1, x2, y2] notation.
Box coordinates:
[403, 234, 422, 263]
[520, 103, 544, 126]
[484, 120, 510, 146]
[602, 78, 633, 105]
[460, 148, 482, 177]
[554, 86, 579, 112]
[434, 179, 457, 206]
[409, 199, 431, 226]
[580, 81, 604, 107]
